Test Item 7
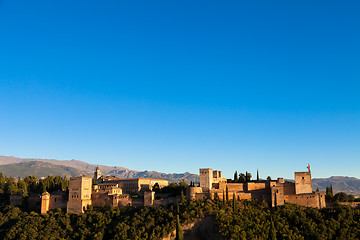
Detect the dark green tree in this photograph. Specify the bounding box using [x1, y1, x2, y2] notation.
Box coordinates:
[239, 173, 246, 183]
[152, 182, 160, 192]
[176, 215, 183, 240]
[234, 171, 238, 182]
[226, 186, 229, 203]
[233, 193, 237, 213]
[257, 169, 259, 181]
[180, 190, 186, 204]
[245, 172, 252, 182]
[326, 185, 334, 201]
[222, 190, 225, 205]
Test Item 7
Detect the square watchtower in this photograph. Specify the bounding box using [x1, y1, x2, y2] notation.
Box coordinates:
[295, 172, 312, 194]
[67, 176, 92, 214]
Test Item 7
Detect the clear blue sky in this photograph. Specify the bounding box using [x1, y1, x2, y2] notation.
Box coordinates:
[0, 0, 359, 179]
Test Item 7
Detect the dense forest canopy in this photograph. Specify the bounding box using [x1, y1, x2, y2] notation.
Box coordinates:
[1, 172, 360, 239]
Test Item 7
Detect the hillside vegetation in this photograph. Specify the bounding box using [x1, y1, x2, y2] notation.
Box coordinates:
[1, 197, 360, 240]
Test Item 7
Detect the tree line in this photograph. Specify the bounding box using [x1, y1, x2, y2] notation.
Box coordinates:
[214, 196, 360, 240]
[0, 172, 69, 198]
[0, 196, 207, 240]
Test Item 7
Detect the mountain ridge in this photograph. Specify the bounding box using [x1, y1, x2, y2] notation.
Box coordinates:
[0, 155, 198, 183]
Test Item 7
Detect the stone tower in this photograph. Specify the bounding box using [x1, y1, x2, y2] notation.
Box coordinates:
[67, 176, 92, 214]
[199, 168, 213, 191]
[144, 191, 155, 206]
[41, 192, 50, 214]
[94, 166, 102, 180]
[295, 172, 312, 194]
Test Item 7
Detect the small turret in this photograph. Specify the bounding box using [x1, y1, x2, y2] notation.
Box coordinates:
[94, 166, 102, 181]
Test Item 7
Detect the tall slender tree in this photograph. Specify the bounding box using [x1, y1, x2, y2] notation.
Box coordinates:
[222, 190, 225, 205]
[226, 186, 229, 203]
[257, 169, 259, 181]
[234, 171, 238, 182]
[176, 215, 183, 240]
[233, 193, 237, 213]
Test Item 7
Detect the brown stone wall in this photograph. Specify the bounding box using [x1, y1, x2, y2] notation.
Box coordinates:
[271, 186, 284, 207]
[283, 183, 295, 195]
[49, 192, 68, 210]
[284, 192, 325, 208]
[92, 192, 131, 207]
[246, 182, 266, 191]
[249, 189, 270, 203]
[187, 187, 203, 200]
[28, 194, 41, 212]
[116, 195, 131, 207]
[218, 182, 244, 191]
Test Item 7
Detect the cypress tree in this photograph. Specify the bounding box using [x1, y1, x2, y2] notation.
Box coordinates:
[330, 184, 333, 196]
[226, 186, 229, 203]
[257, 169, 259, 181]
[180, 190, 186, 203]
[233, 193, 237, 213]
[176, 215, 183, 240]
[234, 171, 238, 182]
[222, 190, 225, 205]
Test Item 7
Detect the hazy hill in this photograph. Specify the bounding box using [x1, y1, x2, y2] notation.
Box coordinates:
[312, 176, 360, 196]
[0, 161, 88, 179]
[0, 155, 199, 183]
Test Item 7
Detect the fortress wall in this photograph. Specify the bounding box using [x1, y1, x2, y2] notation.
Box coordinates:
[49, 192, 67, 210]
[236, 192, 252, 200]
[28, 194, 41, 212]
[283, 183, 295, 195]
[187, 187, 203, 200]
[194, 193, 208, 200]
[91, 192, 109, 207]
[271, 186, 284, 207]
[284, 192, 325, 208]
[219, 182, 244, 191]
[213, 191, 251, 200]
[247, 182, 266, 191]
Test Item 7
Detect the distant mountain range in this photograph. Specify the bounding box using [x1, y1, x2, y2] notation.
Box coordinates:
[312, 176, 360, 196]
[0, 155, 359, 196]
[0, 155, 199, 183]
